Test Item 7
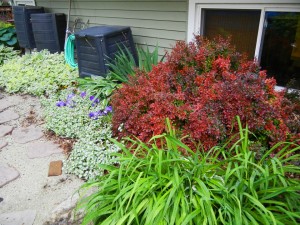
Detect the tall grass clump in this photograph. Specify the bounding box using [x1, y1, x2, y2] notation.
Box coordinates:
[78, 118, 300, 225]
[77, 45, 163, 107]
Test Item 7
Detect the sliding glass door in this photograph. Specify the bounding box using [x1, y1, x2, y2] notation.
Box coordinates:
[201, 8, 300, 88]
[260, 12, 300, 88]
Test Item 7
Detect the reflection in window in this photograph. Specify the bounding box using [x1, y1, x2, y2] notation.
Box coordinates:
[203, 9, 261, 59]
[260, 12, 300, 88]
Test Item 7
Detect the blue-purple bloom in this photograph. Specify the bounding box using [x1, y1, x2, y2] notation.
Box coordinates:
[89, 111, 97, 118]
[65, 93, 76, 108]
[67, 93, 75, 99]
[103, 106, 113, 114]
[90, 95, 100, 107]
[89, 106, 112, 119]
[56, 101, 66, 107]
[89, 110, 103, 120]
[80, 91, 87, 98]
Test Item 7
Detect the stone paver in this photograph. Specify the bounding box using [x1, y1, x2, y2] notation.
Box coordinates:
[0, 98, 17, 111]
[0, 163, 20, 188]
[0, 210, 36, 225]
[12, 126, 44, 144]
[0, 110, 19, 124]
[0, 125, 14, 137]
[0, 140, 8, 149]
[27, 142, 63, 159]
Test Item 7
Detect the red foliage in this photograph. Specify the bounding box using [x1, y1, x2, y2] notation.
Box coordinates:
[111, 36, 297, 150]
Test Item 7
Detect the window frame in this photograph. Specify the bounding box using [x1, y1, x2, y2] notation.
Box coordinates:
[187, 0, 300, 60]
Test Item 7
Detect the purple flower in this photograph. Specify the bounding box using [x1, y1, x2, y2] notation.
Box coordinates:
[89, 95, 100, 106]
[89, 95, 95, 101]
[88, 110, 105, 120]
[67, 93, 75, 100]
[89, 112, 97, 118]
[80, 91, 86, 98]
[56, 101, 66, 107]
[104, 106, 113, 114]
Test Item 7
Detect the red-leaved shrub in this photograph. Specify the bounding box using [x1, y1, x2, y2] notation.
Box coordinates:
[111, 36, 296, 150]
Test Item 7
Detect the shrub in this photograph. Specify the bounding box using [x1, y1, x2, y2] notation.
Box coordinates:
[0, 45, 20, 65]
[111, 36, 295, 150]
[41, 89, 119, 180]
[0, 23, 17, 47]
[78, 119, 300, 225]
[0, 50, 78, 96]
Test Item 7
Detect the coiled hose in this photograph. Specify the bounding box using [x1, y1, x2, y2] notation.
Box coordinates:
[64, 34, 78, 68]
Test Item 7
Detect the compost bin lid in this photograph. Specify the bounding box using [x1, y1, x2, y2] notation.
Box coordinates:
[75, 26, 131, 38]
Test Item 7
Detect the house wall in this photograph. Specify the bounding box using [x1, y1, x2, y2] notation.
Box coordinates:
[35, 0, 188, 55]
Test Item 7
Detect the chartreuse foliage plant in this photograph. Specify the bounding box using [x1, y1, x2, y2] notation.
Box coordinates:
[111, 36, 298, 150]
[41, 88, 119, 180]
[78, 118, 300, 225]
[0, 50, 78, 96]
[0, 45, 20, 65]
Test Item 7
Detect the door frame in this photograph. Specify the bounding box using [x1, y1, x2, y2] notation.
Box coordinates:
[187, 0, 300, 60]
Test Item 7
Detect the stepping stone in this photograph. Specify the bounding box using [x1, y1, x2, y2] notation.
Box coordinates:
[12, 126, 44, 144]
[0, 110, 19, 124]
[0, 210, 36, 225]
[0, 125, 13, 137]
[0, 163, 20, 188]
[27, 142, 63, 159]
[0, 140, 8, 150]
[48, 160, 63, 176]
[0, 98, 16, 111]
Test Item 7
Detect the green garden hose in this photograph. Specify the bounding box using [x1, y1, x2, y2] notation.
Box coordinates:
[64, 34, 78, 68]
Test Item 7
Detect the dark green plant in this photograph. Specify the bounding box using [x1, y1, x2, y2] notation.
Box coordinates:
[0, 45, 20, 65]
[78, 118, 300, 225]
[107, 45, 164, 82]
[77, 77, 120, 108]
[77, 45, 163, 106]
[0, 24, 17, 47]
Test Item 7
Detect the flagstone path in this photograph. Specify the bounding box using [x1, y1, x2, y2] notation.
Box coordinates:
[0, 93, 84, 225]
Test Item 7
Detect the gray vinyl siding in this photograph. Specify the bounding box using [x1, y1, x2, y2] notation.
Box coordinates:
[35, 0, 188, 55]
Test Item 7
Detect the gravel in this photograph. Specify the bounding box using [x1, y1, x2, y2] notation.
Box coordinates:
[0, 92, 84, 225]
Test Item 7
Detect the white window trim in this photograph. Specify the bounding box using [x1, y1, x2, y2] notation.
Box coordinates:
[188, 0, 300, 59]
[13, 0, 36, 6]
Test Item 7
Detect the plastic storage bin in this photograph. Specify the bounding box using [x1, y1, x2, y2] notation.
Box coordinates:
[31, 13, 66, 53]
[12, 6, 44, 49]
[75, 26, 137, 77]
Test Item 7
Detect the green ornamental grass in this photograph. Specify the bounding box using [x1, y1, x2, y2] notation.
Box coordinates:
[78, 118, 300, 225]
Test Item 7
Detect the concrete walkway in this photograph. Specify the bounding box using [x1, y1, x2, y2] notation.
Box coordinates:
[0, 93, 84, 225]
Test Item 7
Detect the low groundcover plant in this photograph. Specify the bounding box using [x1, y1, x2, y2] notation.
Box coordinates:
[78, 119, 300, 225]
[42, 88, 119, 180]
[0, 50, 78, 96]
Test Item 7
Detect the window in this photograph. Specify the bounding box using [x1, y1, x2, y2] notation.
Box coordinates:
[203, 9, 261, 58]
[187, 1, 300, 88]
[260, 12, 300, 87]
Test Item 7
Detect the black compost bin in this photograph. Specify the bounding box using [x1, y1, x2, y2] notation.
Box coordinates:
[12, 6, 44, 49]
[75, 26, 137, 77]
[31, 13, 66, 53]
